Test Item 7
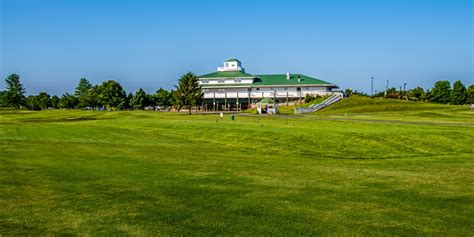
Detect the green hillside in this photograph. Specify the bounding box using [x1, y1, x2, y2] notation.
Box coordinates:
[318, 95, 459, 114]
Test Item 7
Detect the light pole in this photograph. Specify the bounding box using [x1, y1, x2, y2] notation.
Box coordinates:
[371, 77, 374, 97]
[403, 83, 407, 93]
[385, 80, 389, 97]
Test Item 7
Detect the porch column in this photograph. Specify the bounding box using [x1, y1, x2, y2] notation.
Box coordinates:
[213, 92, 216, 111]
[225, 92, 227, 111]
[236, 91, 239, 111]
[248, 88, 251, 108]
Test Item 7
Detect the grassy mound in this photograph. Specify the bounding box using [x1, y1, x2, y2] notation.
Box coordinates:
[317, 95, 460, 114]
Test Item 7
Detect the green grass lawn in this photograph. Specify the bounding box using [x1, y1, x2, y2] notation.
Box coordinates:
[1, 97, 473, 235]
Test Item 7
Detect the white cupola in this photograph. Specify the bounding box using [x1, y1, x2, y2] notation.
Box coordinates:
[217, 59, 245, 72]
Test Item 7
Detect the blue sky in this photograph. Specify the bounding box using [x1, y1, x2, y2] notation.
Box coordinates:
[1, 0, 472, 95]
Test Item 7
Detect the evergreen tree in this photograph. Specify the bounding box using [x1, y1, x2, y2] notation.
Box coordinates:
[451, 80, 466, 105]
[130, 88, 149, 110]
[174, 72, 203, 114]
[75, 78, 93, 109]
[4, 74, 26, 109]
[126, 93, 134, 110]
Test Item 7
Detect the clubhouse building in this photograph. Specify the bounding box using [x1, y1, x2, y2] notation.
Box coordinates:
[199, 59, 339, 111]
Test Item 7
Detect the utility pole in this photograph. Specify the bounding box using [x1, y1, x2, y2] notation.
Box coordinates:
[371, 77, 374, 97]
[385, 80, 389, 97]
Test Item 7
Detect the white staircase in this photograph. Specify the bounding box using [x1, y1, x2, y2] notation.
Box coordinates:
[295, 93, 343, 114]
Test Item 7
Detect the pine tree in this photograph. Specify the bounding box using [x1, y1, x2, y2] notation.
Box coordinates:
[5, 74, 26, 109]
[75, 78, 93, 109]
[174, 72, 203, 114]
[130, 88, 149, 110]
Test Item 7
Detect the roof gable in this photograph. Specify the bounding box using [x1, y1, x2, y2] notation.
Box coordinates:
[225, 58, 241, 63]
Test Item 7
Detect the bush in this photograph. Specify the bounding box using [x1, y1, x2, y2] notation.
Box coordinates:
[304, 94, 321, 103]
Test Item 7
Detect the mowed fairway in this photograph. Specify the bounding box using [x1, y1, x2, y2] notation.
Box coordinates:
[1, 97, 473, 235]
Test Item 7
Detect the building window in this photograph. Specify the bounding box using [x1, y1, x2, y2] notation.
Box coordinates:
[234, 79, 241, 83]
[284, 88, 288, 90]
[218, 79, 225, 83]
[201, 79, 209, 83]
[256, 88, 260, 91]
[218, 89, 225, 92]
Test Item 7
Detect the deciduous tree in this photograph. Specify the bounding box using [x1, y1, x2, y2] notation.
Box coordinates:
[59, 93, 79, 109]
[409, 87, 425, 100]
[98, 80, 127, 110]
[37, 92, 51, 110]
[451, 80, 466, 105]
[466, 84, 474, 104]
[430, 81, 451, 103]
[51, 95, 60, 109]
[25, 95, 40, 110]
[154, 88, 173, 107]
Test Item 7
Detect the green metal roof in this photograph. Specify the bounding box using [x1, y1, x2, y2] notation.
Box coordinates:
[199, 72, 336, 87]
[254, 74, 333, 86]
[199, 71, 254, 78]
[225, 58, 240, 63]
[256, 98, 275, 105]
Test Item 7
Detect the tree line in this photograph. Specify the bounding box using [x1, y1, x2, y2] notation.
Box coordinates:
[345, 80, 474, 105]
[0, 72, 203, 114]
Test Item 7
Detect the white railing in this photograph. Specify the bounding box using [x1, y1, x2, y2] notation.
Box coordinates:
[295, 93, 343, 114]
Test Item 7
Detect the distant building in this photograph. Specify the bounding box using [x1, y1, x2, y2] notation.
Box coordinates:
[198, 59, 339, 111]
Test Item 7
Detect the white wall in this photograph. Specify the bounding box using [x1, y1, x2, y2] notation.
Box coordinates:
[203, 87, 333, 99]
